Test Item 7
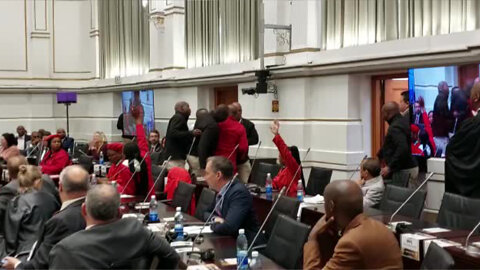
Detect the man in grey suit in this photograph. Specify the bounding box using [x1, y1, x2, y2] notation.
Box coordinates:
[356, 158, 384, 209]
[48, 184, 184, 269]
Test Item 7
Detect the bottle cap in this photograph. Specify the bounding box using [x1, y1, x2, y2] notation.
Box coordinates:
[298, 179, 302, 183]
[252, 251, 259, 257]
[267, 173, 271, 177]
[151, 195, 156, 199]
[176, 207, 181, 211]
[238, 228, 245, 234]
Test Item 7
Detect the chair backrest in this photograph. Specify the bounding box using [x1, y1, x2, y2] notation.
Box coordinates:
[78, 155, 94, 174]
[264, 215, 311, 269]
[437, 192, 480, 230]
[420, 242, 455, 269]
[389, 170, 410, 187]
[250, 162, 281, 186]
[306, 167, 332, 196]
[265, 196, 300, 238]
[379, 185, 426, 219]
[73, 142, 89, 159]
[151, 164, 167, 194]
[109, 255, 153, 269]
[171, 181, 196, 213]
[194, 188, 216, 221]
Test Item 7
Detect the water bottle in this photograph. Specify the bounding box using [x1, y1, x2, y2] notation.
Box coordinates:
[174, 207, 184, 240]
[149, 195, 159, 222]
[297, 180, 304, 202]
[265, 173, 273, 200]
[250, 251, 262, 270]
[99, 151, 104, 165]
[236, 229, 248, 270]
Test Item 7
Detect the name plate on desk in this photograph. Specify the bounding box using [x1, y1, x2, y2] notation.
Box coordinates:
[401, 233, 436, 261]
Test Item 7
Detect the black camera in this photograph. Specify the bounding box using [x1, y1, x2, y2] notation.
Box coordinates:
[241, 87, 257, 95]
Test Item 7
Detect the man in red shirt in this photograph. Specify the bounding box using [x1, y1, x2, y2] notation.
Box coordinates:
[213, 105, 248, 173]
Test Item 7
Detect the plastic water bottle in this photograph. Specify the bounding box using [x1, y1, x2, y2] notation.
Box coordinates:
[250, 251, 261, 270]
[265, 173, 273, 200]
[236, 229, 248, 270]
[99, 151, 104, 165]
[174, 207, 184, 240]
[297, 180, 304, 202]
[149, 195, 159, 222]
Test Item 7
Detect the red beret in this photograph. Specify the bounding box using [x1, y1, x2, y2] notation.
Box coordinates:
[410, 124, 420, 133]
[106, 143, 124, 153]
[44, 134, 61, 142]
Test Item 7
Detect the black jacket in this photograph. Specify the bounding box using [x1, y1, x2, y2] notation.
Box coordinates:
[240, 118, 259, 146]
[206, 180, 261, 243]
[1, 190, 59, 257]
[0, 181, 19, 234]
[61, 137, 74, 153]
[378, 114, 417, 173]
[165, 112, 193, 160]
[192, 114, 219, 169]
[18, 198, 86, 270]
[49, 218, 180, 269]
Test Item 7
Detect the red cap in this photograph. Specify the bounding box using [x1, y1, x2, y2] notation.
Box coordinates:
[106, 143, 124, 153]
[410, 124, 420, 133]
[44, 134, 61, 142]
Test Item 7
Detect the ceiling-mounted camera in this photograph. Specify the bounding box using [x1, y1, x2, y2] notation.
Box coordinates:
[241, 70, 276, 97]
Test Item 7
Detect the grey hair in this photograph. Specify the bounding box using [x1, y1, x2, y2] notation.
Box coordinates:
[85, 184, 120, 221]
[207, 156, 234, 179]
[59, 165, 90, 193]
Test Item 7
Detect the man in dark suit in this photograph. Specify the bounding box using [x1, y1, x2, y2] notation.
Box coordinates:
[48, 184, 183, 269]
[0, 156, 28, 232]
[15, 126, 31, 152]
[232, 102, 259, 183]
[377, 102, 418, 187]
[203, 156, 260, 243]
[165, 101, 201, 169]
[2, 165, 89, 270]
[188, 109, 219, 176]
[56, 128, 74, 153]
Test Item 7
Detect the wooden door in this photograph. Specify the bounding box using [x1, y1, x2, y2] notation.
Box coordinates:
[214, 86, 238, 106]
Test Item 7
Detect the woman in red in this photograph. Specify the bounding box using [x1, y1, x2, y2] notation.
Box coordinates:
[105, 143, 135, 195]
[270, 120, 304, 197]
[40, 135, 71, 175]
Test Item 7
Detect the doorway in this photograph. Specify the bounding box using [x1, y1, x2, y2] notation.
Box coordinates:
[371, 74, 408, 156]
[214, 86, 238, 107]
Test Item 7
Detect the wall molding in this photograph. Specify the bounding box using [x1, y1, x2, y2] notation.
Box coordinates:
[0, 0, 28, 72]
[33, 0, 48, 31]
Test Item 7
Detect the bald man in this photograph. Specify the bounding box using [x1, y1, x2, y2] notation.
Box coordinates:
[432, 81, 454, 156]
[445, 81, 480, 198]
[0, 156, 28, 231]
[377, 102, 418, 187]
[165, 101, 201, 169]
[303, 180, 402, 269]
[3, 165, 89, 270]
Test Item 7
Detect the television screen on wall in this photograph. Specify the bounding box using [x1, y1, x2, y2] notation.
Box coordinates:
[121, 90, 155, 136]
[408, 64, 479, 158]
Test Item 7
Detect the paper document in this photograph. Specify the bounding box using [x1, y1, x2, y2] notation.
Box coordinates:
[303, 194, 324, 204]
[422, 227, 451, 233]
[120, 194, 135, 198]
[162, 217, 175, 222]
[182, 226, 213, 235]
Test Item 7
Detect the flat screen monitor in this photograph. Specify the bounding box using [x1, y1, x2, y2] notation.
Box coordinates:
[121, 90, 155, 136]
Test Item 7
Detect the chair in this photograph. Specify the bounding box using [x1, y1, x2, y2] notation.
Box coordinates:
[420, 242, 455, 269]
[109, 255, 153, 269]
[384, 170, 410, 187]
[263, 215, 311, 269]
[151, 164, 168, 194]
[171, 181, 196, 213]
[379, 185, 426, 219]
[264, 196, 300, 238]
[250, 162, 281, 186]
[306, 167, 332, 196]
[437, 192, 480, 231]
[194, 188, 216, 221]
[73, 142, 89, 159]
[78, 155, 94, 174]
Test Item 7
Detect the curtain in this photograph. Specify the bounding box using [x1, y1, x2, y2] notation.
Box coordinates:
[322, 0, 480, 50]
[99, 0, 150, 79]
[186, 0, 258, 68]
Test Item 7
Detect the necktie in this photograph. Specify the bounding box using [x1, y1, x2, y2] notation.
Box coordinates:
[215, 194, 223, 217]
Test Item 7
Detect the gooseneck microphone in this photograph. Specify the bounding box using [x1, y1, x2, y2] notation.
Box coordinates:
[120, 151, 150, 194]
[348, 155, 368, 180]
[227, 144, 240, 160]
[389, 172, 434, 224]
[285, 147, 311, 192]
[249, 141, 262, 173]
[25, 143, 41, 159]
[141, 156, 172, 204]
[465, 220, 480, 255]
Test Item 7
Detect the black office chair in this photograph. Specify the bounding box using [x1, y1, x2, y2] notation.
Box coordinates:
[420, 242, 455, 269]
[306, 167, 332, 196]
[73, 142, 89, 159]
[250, 162, 281, 186]
[264, 196, 300, 238]
[171, 181, 196, 213]
[109, 255, 153, 269]
[78, 155, 94, 174]
[437, 192, 480, 231]
[194, 188, 216, 221]
[384, 171, 410, 187]
[263, 215, 311, 269]
[151, 164, 168, 195]
[379, 185, 426, 219]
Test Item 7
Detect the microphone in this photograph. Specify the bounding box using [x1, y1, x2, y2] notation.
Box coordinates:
[227, 144, 240, 160]
[285, 147, 311, 193]
[120, 151, 150, 194]
[25, 143, 41, 159]
[141, 156, 172, 204]
[465, 220, 480, 256]
[388, 172, 434, 225]
[189, 173, 238, 258]
[109, 159, 136, 180]
[184, 137, 197, 171]
[348, 155, 368, 180]
[77, 149, 91, 158]
[249, 141, 262, 174]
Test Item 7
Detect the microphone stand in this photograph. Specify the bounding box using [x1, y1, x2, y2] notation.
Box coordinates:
[120, 151, 150, 194]
[389, 172, 434, 224]
[25, 143, 41, 159]
[238, 147, 311, 269]
[141, 156, 172, 206]
[249, 141, 262, 176]
[348, 155, 368, 181]
[188, 173, 239, 258]
[464, 221, 480, 256]
[227, 144, 240, 160]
